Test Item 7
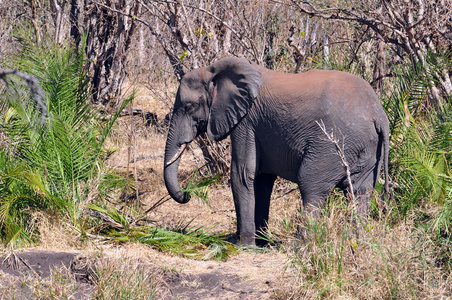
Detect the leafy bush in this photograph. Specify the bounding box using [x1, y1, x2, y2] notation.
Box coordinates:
[384, 53, 452, 247]
[0, 30, 130, 247]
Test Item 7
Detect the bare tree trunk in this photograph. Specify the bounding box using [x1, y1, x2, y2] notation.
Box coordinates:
[373, 38, 385, 94]
[322, 34, 330, 68]
[429, 86, 444, 111]
[138, 23, 145, 67]
[28, 0, 41, 43]
[50, 0, 64, 44]
[70, 0, 84, 48]
[287, 25, 304, 73]
[440, 70, 452, 96]
[85, 0, 140, 105]
[287, 16, 321, 73]
[196, 134, 230, 175]
[222, 16, 232, 54]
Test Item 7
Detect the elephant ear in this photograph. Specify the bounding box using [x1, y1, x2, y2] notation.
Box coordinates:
[206, 57, 262, 141]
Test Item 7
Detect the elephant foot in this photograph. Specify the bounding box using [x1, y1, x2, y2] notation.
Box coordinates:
[238, 233, 255, 247]
[295, 224, 312, 244]
[223, 233, 255, 246]
[255, 237, 270, 247]
[222, 233, 239, 244]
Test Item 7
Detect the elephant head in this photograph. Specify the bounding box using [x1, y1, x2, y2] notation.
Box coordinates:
[163, 57, 262, 204]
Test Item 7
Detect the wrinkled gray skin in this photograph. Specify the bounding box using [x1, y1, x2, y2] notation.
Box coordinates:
[164, 57, 390, 246]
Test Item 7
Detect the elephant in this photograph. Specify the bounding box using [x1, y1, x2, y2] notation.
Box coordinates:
[163, 57, 389, 246]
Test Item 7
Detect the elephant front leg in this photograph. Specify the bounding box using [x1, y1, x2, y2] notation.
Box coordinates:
[231, 160, 257, 246]
[254, 173, 277, 246]
[230, 126, 258, 246]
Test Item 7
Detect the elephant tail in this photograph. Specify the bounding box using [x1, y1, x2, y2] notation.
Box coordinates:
[379, 120, 391, 206]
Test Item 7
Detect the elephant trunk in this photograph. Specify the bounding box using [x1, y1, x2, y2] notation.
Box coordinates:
[164, 133, 191, 204]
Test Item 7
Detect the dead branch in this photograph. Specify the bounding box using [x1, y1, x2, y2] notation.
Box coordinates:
[288, 0, 452, 105]
[316, 120, 356, 205]
[94, 0, 186, 79]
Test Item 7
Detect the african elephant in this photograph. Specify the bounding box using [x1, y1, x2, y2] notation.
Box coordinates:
[163, 57, 389, 246]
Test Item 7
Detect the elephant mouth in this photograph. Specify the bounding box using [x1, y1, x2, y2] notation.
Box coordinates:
[166, 143, 187, 166]
[198, 120, 208, 133]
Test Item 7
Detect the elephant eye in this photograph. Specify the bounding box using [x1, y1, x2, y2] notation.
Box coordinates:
[185, 102, 198, 113]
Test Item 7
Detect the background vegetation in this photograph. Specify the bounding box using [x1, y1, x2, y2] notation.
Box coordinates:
[1, 0, 452, 298]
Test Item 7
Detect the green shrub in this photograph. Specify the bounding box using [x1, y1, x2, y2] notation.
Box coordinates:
[0, 29, 130, 247]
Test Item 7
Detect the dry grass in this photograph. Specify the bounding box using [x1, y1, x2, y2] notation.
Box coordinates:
[270, 198, 452, 299]
[0, 272, 22, 300]
[0, 255, 158, 300]
[28, 266, 83, 299]
[30, 211, 85, 251]
[93, 258, 157, 299]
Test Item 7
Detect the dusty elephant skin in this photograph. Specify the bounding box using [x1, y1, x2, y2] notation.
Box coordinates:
[163, 57, 390, 246]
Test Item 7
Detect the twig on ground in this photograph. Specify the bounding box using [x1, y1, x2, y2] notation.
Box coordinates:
[273, 187, 299, 200]
[3, 252, 40, 276]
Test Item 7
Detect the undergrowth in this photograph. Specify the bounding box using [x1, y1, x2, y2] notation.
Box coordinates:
[86, 201, 235, 260]
[0, 257, 159, 299]
[265, 194, 452, 299]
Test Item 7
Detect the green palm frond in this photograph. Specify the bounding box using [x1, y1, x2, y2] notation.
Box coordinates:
[85, 204, 234, 260]
[0, 29, 130, 247]
[0, 153, 67, 223]
[387, 51, 452, 229]
[429, 104, 452, 153]
[4, 30, 131, 201]
[2, 214, 35, 249]
[383, 52, 450, 135]
[134, 226, 235, 260]
[182, 173, 221, 208]
[86, 203, 132, 230]
[403, 147, 451, 204]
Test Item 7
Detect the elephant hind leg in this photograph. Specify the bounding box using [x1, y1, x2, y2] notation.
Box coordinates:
[254, 173, 277, 246]
[296, 187, 333, 242]
[345, 135, 384, 216]
[299, 187, 334, 218]
[344, 168, 378, 217]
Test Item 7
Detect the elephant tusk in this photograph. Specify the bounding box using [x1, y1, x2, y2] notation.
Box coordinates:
[166, 143, 187, 166]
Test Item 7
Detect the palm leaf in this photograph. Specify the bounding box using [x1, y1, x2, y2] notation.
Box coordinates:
[0, 28, 129, 246]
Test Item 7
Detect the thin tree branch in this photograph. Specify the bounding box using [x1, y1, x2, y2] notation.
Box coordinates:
[316, 120, 356, 205]
[93, 0, 186, 79]
[147, 0, 259, 61]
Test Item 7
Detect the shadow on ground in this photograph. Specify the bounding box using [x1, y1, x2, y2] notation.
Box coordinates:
[0, 250, 273, 299]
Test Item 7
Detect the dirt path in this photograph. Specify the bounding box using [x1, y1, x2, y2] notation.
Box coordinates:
[146, 248, 290, 299]
[0, 246, 294, 299]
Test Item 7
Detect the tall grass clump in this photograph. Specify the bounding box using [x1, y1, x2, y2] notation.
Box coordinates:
[93, 258, 157, 300]
[270, 197, 452, 299]
[1, 258, 159, 299]
[0, 29, 131, 248]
